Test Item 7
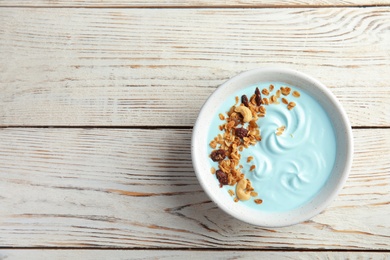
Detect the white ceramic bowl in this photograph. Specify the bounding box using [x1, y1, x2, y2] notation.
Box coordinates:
[191, 67, 353, 227]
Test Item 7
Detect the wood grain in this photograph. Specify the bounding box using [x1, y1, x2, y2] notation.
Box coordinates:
[0, 128, 388, 249]
[1, 8, 390, 127]
[0, 250, 389, 259]
[1, 0, 390, 7]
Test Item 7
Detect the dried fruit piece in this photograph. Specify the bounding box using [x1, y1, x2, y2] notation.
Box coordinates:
[235, 127, 249, 139]
[255, 94, 262, 106]
[241, 95, 249, 107]
[255, 87, 261, 96]
[216, 169, 229, 186]
[210, 149, 226, 162]
[292, 91, 300, 98]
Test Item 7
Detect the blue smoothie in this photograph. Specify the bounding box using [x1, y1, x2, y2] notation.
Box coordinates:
[207, 82, 337, 212]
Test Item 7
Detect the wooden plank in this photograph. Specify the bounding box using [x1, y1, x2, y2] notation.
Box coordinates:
[1, 8, 390, 127]
[0, 128, 388, 249]
[1, 0, 390, 7]
[0, 250, 389, 259]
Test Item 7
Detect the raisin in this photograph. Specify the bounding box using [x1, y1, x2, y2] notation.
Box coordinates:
[216, 170, 229, 186]
[255, 94, 262, 106]
[235, 127, 248, 139]
[241, 95, 249, 107]
[210, 149, 226, 162]
[255, 87, 261, 96]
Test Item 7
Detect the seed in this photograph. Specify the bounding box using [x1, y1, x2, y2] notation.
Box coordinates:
[241, 95, 249, 107]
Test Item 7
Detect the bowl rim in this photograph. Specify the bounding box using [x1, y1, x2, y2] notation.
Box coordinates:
[191, 67, 353, 227]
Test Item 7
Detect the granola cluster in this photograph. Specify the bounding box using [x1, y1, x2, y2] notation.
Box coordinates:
[209, 84, 301, 205]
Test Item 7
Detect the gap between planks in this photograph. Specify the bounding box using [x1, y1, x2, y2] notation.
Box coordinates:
[0, 126, 389, 129]
[0, 247, 389, 252]
[1, 5, 390, 8]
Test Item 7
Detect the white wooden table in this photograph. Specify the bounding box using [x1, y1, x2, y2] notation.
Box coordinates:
[1, 1, 389, 258]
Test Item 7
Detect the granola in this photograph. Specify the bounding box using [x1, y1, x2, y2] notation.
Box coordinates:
[209, 84, 300, 205]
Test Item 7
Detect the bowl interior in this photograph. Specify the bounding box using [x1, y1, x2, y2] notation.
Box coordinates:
[191, 68, 353, 227]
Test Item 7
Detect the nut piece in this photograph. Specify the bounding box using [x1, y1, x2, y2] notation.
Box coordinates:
[235, 127, 249, 139]
[236, 178, 251, 201]
[216, 169, 229, 186]
[210, 149, 226, 162]
[235, 106, 252, 123]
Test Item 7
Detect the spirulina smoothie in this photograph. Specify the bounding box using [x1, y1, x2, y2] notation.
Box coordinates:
[208, 82, 336, 212]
